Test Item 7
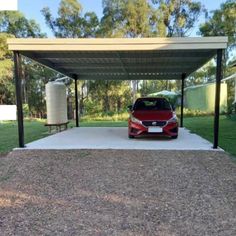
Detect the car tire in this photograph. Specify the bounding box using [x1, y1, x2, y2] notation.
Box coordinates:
[171, 135, 178, 139]
[129, 134, 135, 139]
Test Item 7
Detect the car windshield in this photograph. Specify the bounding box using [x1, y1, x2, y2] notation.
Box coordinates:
[133, 98, 171, 111]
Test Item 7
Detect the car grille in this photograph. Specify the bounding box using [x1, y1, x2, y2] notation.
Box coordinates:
[142, 120, 167, 127]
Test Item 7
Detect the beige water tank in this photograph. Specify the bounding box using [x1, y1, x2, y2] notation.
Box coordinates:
[46, 82, 68, 124]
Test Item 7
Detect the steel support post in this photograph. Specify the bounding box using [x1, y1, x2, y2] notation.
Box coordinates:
[73, 75, 79, 127]
[14, 51, 24, 147]
[180, 73, 186, 127]
[213, 49, 223, 149]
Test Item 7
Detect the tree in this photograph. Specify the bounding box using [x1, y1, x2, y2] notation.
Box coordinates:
[199, 0, 236, 55]
[86, 80, 132, 114]
[82, 12, 100, 38]
[0, 11, 45, 37]
[186, 61, 216, 87]
[41, 0, 99, 37]
[0, 33, 14, 104]
[0, 12, 56, 118]
[42, 0, 101, 114]
[199, 0, 236, 114]
[139, 80, 175, 96]
[100, 0, 157, 103]
[23, 62, 56, 117]
[151, 0, 205, 37]
[100, 0, 155, 37]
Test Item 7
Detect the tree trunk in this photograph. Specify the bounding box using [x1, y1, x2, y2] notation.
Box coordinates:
[104, 80, 110, 112]
[117, 98, 121, 112]
[79, 81, 86, 115]
[132, 80, 137, 103]
[166, 80, 168, 90]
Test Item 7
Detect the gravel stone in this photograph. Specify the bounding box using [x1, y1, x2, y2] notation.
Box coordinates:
[0, 149, 235, 235]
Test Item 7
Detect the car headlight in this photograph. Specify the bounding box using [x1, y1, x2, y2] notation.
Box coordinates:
[168, 114, 178, 123]
[130, 115, 142, 124]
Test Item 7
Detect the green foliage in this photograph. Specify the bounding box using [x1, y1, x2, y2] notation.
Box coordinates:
[85, 80, 132, 114]
[82, 12, 100, 37]
[0, 11, 45, 37]
[124, 0, 153, 37]
[151, 0, 205, 37]
[199, 0, 236, 48]
[41, 0, 99, 37]
[139, 80, 173, 96]
[100, 0, 155, 37]
[23, 104, 30, 117]
[100, 0, 204, 38]
[199, 0, 236, 71]
[22, 61, 57, 117]
[187, 61, 216, 87]
[199, 0, 236, 115]
[0, 12, 51, 114]
[0, 33, 13, 59]
[81, 111, 129, 122]
[0, 33, 14, 104]
[99, 0, 126, 37]
[176, 107, 212, 117]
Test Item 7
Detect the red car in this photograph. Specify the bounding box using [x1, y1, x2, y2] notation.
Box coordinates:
[128, 97, 178, 139]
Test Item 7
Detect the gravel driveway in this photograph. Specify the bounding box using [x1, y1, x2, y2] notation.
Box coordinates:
[0, 150, 235, 236]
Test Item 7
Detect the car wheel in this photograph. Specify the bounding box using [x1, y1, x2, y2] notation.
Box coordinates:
[171, 135, 178, 139]
[129, 134, 135, 139]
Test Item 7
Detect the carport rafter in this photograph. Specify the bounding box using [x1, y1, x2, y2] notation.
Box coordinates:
[8, 37, 228, 149]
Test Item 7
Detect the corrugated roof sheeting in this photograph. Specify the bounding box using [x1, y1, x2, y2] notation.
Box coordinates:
[8, 37, 228, 80]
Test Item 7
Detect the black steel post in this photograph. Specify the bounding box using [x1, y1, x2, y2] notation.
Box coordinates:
[74, 75, 79, 127]
[213, 49, 223, 149]
[14, 51, 24, 148]
[180, 73, 186, 127]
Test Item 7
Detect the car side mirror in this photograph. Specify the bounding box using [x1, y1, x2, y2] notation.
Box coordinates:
[172, 105, 176, 111]
[127, 105, 133, 111]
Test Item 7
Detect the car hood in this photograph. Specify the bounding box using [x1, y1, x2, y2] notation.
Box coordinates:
[132, 110, 174, 121]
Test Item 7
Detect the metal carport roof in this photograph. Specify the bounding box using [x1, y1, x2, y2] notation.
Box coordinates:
[7, 37, 228, 149]
[8, 37, 228, 80]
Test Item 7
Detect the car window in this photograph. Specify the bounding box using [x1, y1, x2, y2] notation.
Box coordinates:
[133, 99, 171, 111]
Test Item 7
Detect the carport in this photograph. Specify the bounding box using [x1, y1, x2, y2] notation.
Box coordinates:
[7, 37, 228, 149]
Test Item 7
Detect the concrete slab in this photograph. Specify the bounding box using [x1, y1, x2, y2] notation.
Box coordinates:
[24, 127, 220, 150]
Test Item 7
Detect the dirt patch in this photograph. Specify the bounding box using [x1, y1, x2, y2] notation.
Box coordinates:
[0, 150, 235, 235]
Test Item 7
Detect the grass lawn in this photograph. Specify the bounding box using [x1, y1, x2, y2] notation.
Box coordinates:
[0, 120, 49, 154]
[0, 116, 235, 157]
[184, 116, 236, 157]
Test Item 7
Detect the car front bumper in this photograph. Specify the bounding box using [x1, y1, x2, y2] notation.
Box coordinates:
[128, 120, 178, 137]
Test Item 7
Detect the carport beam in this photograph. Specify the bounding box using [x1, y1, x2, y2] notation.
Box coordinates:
[14, 51, 24, 148]
[74, 75, 79, 127]
[213, 49, 223, 149]
[180, 73, 186, 127]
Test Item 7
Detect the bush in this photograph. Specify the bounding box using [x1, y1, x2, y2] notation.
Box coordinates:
[175, 107, 213, 117]
[81, 111, 129, 122]
[81, 108, 215, 122]
[23, 104, 30, 118]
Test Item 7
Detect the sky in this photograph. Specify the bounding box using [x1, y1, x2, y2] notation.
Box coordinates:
[18, 0, 226, 37]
